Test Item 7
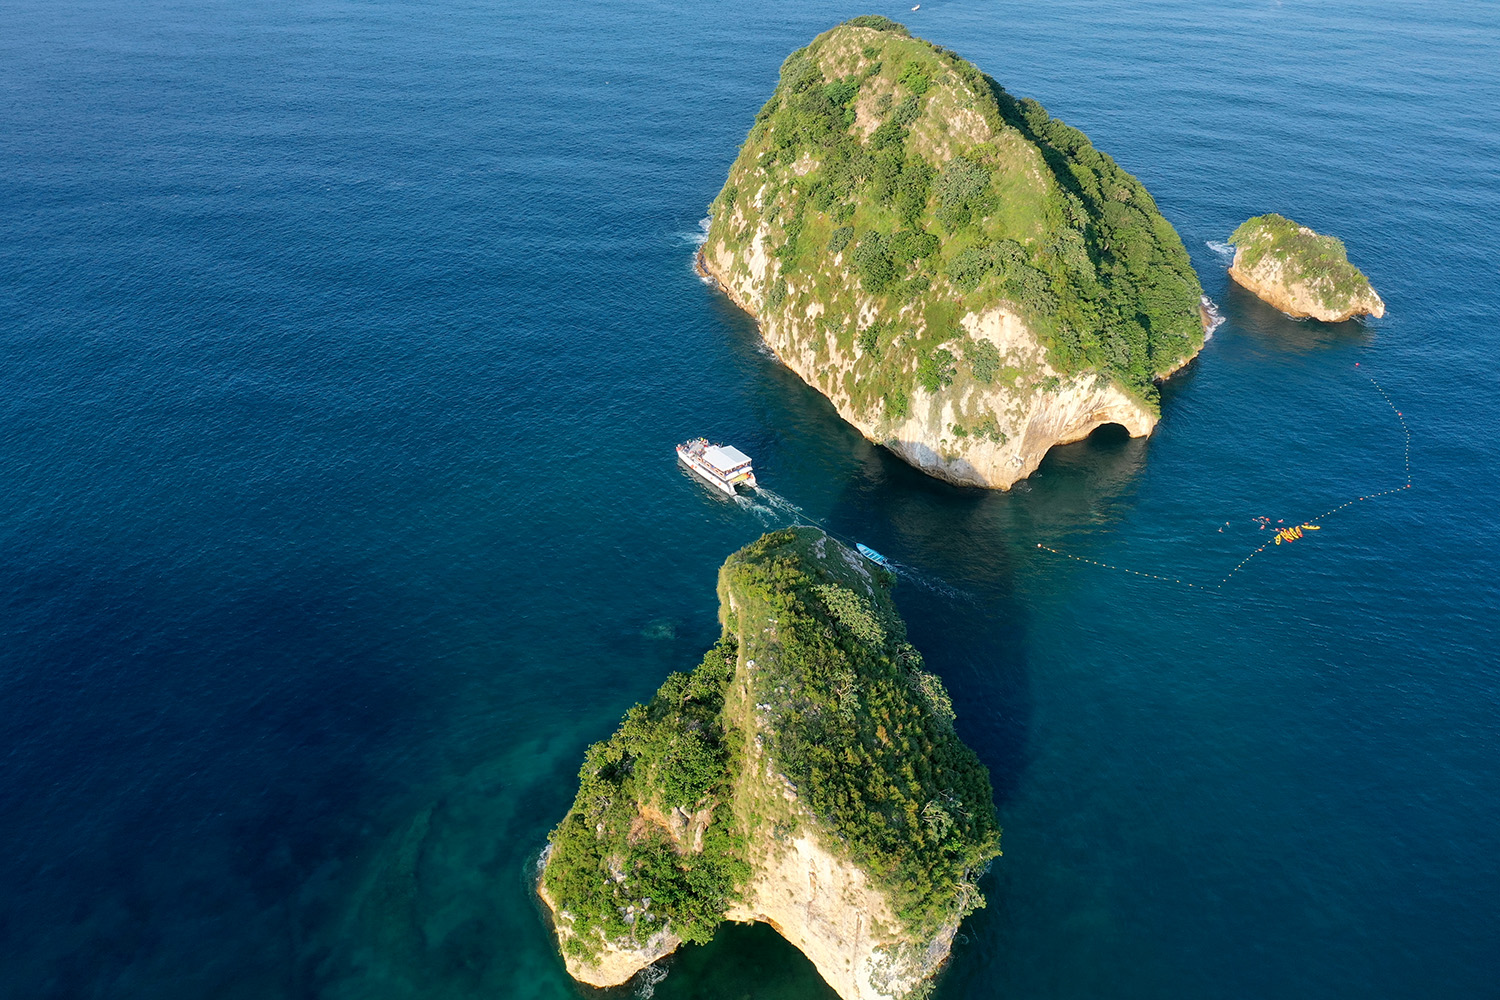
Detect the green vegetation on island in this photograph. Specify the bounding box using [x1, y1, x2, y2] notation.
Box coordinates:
[542, 637, 750, 955]
[722, 529, 1000, 936]
[541, 528, 1000, 966]
[1228, 213, 1384, 320]
[705, 16, 1204, 421]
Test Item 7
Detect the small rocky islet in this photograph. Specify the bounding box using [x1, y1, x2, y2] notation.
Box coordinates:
[1227, 213, 1385, 322]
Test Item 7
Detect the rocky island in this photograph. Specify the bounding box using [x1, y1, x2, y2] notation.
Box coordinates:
[1227, 213, 1385, 321]
[540, 528, 1001, 1000]
[698, 16, 1207, 489]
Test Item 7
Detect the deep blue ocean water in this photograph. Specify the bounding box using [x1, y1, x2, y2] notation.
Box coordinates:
[3, 1, 1498, 997]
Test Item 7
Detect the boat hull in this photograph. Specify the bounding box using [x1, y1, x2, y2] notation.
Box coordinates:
[676, 438, 756, 496]
[678, 452, 738, 496]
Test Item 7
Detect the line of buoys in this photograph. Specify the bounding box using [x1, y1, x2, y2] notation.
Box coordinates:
[1037, 365, 1412, 591]
[1035, 542, 1208, 588]
[1364, 371, 1413, 489]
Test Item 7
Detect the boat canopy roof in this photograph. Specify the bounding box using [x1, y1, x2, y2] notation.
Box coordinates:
[703, 444, 751, 472]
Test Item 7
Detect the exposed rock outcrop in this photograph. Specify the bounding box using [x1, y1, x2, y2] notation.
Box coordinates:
[540, 528, 1001, 999]
[699, 17, 1207, 489]
[541, 875, 681, 988]
[1228, 213, 1385, 322]
[700, 252, 1156, 486]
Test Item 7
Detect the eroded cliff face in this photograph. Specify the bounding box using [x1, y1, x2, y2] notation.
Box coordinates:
[1229, 246, 1385, 322]
[723, 826, 951, 1000]
[700, 244, 1156, 488]
[540, 529, 1000, 999]
[700, 19, 1206, 490]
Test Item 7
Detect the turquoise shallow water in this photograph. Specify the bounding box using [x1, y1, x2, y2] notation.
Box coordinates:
[2, 1, 1498, 997]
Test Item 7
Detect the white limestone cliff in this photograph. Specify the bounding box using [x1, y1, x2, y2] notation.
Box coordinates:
[1229, 243, 1385, 322]
[699, 243, 1172, 489]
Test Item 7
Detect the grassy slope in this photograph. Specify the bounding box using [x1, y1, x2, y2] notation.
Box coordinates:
[542, 528, 1000, 959]
[706, 16, 1203, 425]
[1230, 213, 1376, 310]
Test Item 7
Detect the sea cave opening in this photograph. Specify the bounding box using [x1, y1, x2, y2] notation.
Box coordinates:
[1087, 421, 1132, 444]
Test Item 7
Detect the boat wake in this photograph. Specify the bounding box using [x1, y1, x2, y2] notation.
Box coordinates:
[750, 488, 976, 600]
[735, 487, 812, 526]
[755, 487, 809, 522]
[885, 559, 976, 603]
[1206, 239, 1235, 258]
[733, 493, 783, 522]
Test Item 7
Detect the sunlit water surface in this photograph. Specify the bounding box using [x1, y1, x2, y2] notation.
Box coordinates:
[2, 1, 1497, 997]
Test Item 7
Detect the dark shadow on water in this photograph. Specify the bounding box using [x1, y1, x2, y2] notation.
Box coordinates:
[1032, 415, 1150, 524]
[646, 922, 839, 1000]
[1222, 277, 1376, 355]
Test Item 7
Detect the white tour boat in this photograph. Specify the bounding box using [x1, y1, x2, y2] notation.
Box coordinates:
[676, 438, 757, 496]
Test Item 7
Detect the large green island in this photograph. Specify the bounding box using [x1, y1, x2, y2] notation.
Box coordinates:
[539, 528, 1000, 1000]
[698, 17, 1208, 489]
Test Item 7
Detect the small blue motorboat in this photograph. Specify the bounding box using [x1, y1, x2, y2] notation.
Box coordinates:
[856, 543, 892, 569]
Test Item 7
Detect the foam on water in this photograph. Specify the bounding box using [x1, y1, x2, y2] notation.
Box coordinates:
[753, 486, 808, 521]
[733, 492, 783, 521]
[635, 963, 670, 998]
[753, 487, 976, 604]
[1201, 295, 1226, 337]
[885, 559, 975, 604]
[675, 217, 712, 246]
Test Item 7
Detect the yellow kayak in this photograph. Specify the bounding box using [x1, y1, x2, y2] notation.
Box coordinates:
[1273, 523, 1320, 544]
